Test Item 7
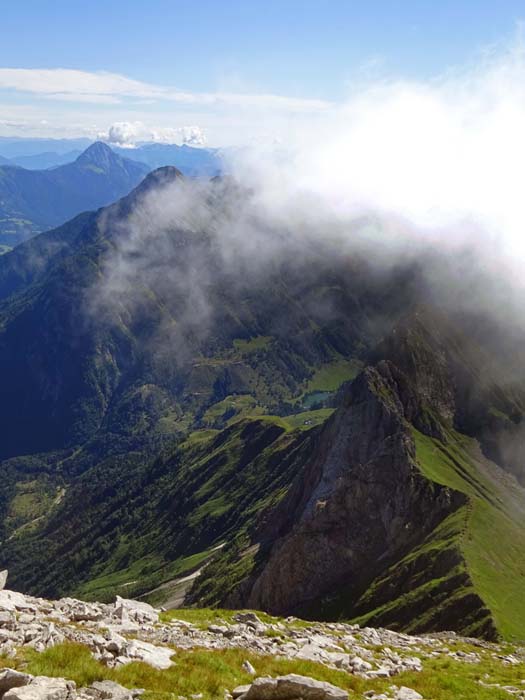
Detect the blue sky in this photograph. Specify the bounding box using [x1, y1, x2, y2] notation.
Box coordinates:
[1, 1, 524, 145]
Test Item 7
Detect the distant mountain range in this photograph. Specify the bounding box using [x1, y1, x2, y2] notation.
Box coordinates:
[112, 143, 222, 176]
[0, 142, 149, 248]
[0, 139, 223, 251]
[8, 150, 84, 170]
[0, 137, 92, 159]
[0, 137, 223, 176]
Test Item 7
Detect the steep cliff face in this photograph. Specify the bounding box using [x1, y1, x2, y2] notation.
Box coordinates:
[230, 361, 464, 617]
[196, 310, 525, 640]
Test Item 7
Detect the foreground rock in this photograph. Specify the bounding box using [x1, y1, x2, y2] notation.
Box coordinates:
[80, 680, 134, 700]
[0, 571, 523, 700]
[234, 674, 348, 700]
[123, 639, 173, 669]
[0, 671, 141, 700]
[4, 676, 76, 700]
[0, 670, 33, 694]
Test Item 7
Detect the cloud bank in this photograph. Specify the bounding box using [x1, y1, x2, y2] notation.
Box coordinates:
[225, 38, 525, 275]
[102, 121, 207, 148]
[89, 37, 525, 350]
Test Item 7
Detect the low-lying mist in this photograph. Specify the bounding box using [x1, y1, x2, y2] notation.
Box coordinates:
[90, 37, 525, 359]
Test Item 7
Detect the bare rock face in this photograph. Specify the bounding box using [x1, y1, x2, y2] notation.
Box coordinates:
[239, 361, 462, 616]
[0, 570, 8, 591]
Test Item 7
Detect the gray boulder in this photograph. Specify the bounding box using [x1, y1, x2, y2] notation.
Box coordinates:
[4, 676, 75, 700]
[236, 674, 348, 700]
[242, 661, 256, 676]
[114, 598, 158, 625]
[84, 681, 133, 700]
[123, 639, 174, 669]
[0, 669, 33, 694]
[0, 571, 7, 591]
[394, 689, 423, 700]
[234, 613, 262, 625]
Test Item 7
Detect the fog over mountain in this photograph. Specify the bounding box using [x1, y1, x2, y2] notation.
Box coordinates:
[90, 40, 525, 350]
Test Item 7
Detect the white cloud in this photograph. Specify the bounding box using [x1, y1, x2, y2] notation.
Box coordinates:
[101, 121, 207, 147]
[226, 38, 525, 270]
[0, 68, 331, 113]
[177, 126, 207, 147]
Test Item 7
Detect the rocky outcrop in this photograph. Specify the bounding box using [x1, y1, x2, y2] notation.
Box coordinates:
[232, 361, 463, 620]
[1, 576, 523, 700]
[0, 573, 172, 669]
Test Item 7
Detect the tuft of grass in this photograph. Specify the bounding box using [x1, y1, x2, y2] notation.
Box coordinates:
[25, 644, 107, 687]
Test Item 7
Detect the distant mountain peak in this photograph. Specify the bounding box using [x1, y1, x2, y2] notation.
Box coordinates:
[75, 141, 118, 168]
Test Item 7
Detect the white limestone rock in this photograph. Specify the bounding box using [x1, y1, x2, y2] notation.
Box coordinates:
[4, 676, 75, 700]
[114, 597, 159, 625]
[124, 639, 174, 669]
[0, 571, 8, 591]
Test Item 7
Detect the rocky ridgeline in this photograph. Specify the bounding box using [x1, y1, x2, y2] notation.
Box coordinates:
[0, 572, 524, 700]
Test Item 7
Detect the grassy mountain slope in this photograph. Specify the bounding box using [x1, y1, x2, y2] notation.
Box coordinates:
[348, 428, 525, 641]
[0, 168, 389, 596]
[1, 416, 315, 602]
[414, 429, 525, 640]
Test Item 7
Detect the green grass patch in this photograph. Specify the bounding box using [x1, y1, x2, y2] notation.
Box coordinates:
[281, 408, 334, 430]
[77, 547, 219, 603]
[6, 479, 63, 537]
[201, 395, 265, 428]
[20, 640, 525, 700]
[233, 336, 273, 353]
[302, 359, 362, 394]
[413, 429, 525, 641]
